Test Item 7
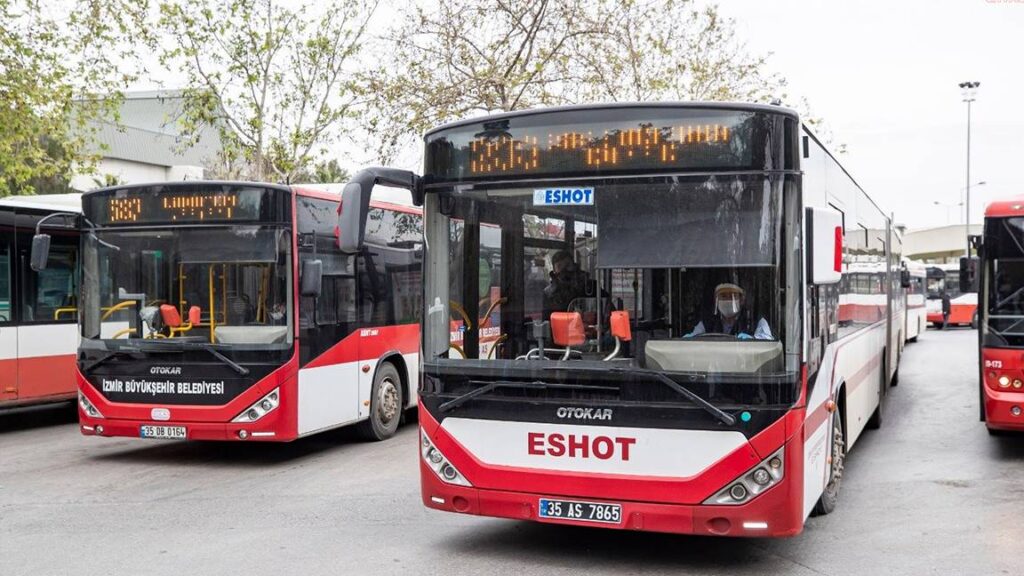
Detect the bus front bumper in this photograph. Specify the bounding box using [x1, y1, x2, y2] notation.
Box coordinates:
[419, 459, 804, 538]
[79, 410, 295, 442]
[983, 387, 1024, 431]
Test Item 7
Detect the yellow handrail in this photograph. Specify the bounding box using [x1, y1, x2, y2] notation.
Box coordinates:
[208, 264, 216, 343]
[101, 300, 136, 321]
[53, 307, 78, 320]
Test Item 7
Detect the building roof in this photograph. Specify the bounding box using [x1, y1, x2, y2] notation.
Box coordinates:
[82, 90, 222, 168]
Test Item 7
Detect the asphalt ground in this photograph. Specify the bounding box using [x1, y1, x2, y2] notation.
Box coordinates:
[1, 328, 1020, 576]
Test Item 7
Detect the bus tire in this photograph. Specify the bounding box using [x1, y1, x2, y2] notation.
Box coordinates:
[890, 367, 899, 387]
[812, 409, 846, 516]
[971, 311, 978, 330]
[356, 362, 403, 441]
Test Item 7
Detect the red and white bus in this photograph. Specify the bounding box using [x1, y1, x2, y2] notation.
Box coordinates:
[32, 181, 421, 441]
[926, 263, 978, 328]
[341, 103, 902, 537]
[976, 197, 1024, 433]
[903, 258, 927, 342]
[1, 194, 81, 410]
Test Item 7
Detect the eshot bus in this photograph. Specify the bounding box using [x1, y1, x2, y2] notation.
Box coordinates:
[926, 262, 977, 328]
[31, 182, 421, 441]
[976, 197, 1024, 433]
[339, 103, 903, 537]
[1, 194, 81, 410]
[903, 258, 927, 342]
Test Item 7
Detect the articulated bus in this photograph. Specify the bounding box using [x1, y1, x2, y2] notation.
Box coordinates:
[1, 194, 81, 410]
[903, 258, 927, 342]
[926, 262, 978, 328]
[33, 181, 421, 441]
[977, 197, 1024, 433]
[340, 103, 902, 537]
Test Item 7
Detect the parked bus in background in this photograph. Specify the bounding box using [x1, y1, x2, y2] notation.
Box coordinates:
[926, 263, 977, 328]
[32, 181, 421, 441]
[839, 257, 906, 380]
[1, 194, 81, 410]
[903, 259, 927, 342]
[340, 103, 902, 537]
[976, 197, 1024, 434]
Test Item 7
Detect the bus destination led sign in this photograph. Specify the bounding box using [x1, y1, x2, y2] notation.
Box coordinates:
[97, 189, 264, 224]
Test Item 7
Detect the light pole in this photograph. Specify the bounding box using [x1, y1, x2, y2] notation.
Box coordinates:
[933, 200, 962, 225]
[959, 180, 986, 226]
[959, 81, 980, 256]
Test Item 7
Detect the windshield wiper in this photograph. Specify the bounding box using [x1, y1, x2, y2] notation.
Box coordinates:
[81, 347, 141, 374]
[542, 364, 735, 426]
[134, 340, 250, 376]
[439, 380, 617, 413]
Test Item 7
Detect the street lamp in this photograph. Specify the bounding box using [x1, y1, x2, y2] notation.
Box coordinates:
[959, 180, 986, 226]
[933, 200, 962, 225]
[959, 81, 980, 256]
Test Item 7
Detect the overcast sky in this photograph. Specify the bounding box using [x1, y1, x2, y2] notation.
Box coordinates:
[138, 1, 1022, 230]
[717, 0, 1024, 229]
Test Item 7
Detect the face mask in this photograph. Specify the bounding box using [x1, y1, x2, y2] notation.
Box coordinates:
[717, 297, 741, 318]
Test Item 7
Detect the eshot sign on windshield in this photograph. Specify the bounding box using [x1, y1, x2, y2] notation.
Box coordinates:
[534, 187, 594, 206]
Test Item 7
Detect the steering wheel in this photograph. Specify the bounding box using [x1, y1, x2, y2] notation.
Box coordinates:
[691, 332, 738, 340]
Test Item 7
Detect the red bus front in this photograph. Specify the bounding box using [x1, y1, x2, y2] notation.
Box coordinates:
[979, 204, 1024, 432]
[413, 105, 828, 537]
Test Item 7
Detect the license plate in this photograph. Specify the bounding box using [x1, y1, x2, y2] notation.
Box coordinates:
[139, 425, 186, 439]
[538, 498, 622, 524]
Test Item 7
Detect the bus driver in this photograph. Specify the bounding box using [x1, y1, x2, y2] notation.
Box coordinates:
[685, 283, 773, 340]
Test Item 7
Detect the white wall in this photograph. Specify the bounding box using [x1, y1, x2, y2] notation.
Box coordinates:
[70, 158, 203, 191]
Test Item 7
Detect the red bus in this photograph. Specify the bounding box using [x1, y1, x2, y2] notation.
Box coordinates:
[1, 194, 81, 410]
[977, 197, 1024, 433]
[32, 181, 421, 441]
[926, 263, 978, 328]
[342, 103, 903, 537]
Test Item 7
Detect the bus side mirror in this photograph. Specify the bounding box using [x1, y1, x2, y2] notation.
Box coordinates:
[969, 234, 982, 252]
[301, 259, 323, 298]
[959, 256, 979, 294]
[30, 234, 51, 271]
[806, 207, 843, 285]
[338, 181, 366, 254]
[900, 268, 911, 288]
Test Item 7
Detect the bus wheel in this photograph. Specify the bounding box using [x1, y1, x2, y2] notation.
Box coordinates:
[357, 362, 403, 441]
[813, 411, 846, 516]
[971, 312, 978, 330]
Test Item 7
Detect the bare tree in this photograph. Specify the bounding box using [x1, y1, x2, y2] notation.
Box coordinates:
[159, 0, 377, 182]
[362, 0, 792, 165]
[359, 0, 613, 164]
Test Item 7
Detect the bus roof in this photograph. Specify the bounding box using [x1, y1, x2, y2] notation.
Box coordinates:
[423, 101, 800, 137]
[0, 193, 82, 213]
[985, 196, 1024, 219]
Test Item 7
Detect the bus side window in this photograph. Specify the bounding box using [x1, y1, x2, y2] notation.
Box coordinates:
[21, 233, 77, 323]
[0, 235, 11, 323]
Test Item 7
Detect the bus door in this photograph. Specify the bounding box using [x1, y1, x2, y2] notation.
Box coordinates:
[15, 223, 79, 400]
[0, 225, 15, 402]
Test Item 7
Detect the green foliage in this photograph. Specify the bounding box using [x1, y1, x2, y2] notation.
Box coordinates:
[159, 0, 376, 183]
[0, 0, 151, 197]
[292, 159, 350, 185]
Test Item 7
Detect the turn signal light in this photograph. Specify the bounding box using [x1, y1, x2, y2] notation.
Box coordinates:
[78, 391, 105, 419]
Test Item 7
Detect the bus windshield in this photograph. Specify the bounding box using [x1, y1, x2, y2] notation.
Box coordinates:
[424, 175, 799, 387]
[984, 217, 1024, 347]
[81, 225, 293, 349]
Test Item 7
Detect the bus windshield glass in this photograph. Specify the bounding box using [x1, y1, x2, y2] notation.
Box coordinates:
[81, 225, 293, 349]
[423, 174, 800, 406]
[984, 217, 1024, 347]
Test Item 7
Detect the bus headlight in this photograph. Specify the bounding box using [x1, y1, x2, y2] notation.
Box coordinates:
[231, 388, 280, 423]
[420, 428, 471, 487]
[78, 391, 104, 419]
[704, 447, 785, 505]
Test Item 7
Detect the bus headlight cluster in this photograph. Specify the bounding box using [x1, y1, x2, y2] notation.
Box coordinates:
[420, 428, 471, 487]
[231, 388, 280, 423]
[703, 447, 784, 505]
[993, 375, 1023, 389]
[78, 391, 104, 419]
